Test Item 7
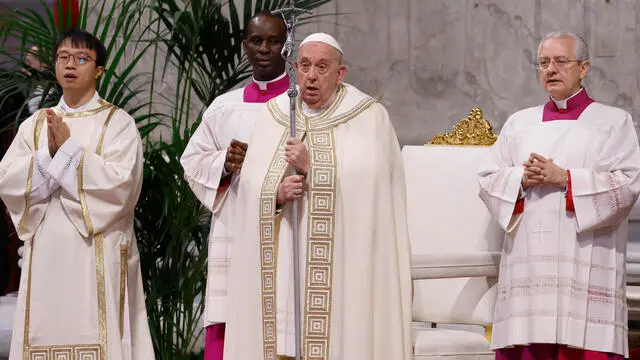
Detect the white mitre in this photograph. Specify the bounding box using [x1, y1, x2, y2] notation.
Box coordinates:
[299, 32, 343, 54]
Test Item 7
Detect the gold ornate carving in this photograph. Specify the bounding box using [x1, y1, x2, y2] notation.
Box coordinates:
[427, 107, 498, 146]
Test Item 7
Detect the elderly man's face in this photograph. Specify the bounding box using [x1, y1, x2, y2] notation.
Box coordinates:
[296, 42, 347, 109]
[537, 36, 589, 100]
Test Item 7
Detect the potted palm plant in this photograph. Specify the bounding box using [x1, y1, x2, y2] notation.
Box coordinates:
[0, 0, 331, 357]
[142, 1, 331, 357]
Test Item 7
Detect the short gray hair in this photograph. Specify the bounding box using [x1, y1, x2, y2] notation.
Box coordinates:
[537, 32, 589, 61]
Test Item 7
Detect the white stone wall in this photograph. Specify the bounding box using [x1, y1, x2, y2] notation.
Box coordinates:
[299, 0, 640, 145]
[65, 0, 640, 145]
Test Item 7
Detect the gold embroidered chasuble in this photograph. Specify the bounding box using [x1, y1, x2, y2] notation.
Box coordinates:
[0, 97, 154, 360]
[224, 83, 412, 360]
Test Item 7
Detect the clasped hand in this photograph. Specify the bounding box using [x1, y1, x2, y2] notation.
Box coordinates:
[46, 108, 70, 158]
[522, 152, 568, 189]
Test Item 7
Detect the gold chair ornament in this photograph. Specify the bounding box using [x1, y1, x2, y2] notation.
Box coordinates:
[427, 107, 498, 146]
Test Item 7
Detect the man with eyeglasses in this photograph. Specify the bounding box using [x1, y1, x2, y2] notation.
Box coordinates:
[478, 31, 640, 360]
[0, 28, 154, 359]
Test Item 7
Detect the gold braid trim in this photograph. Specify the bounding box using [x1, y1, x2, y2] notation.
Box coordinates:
[17, 111, 46, 233]
[119, 244, 128, 338]
[95, 233, 108, 359]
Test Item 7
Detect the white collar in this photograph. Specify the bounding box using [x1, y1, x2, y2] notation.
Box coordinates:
[551, 87, 584, 110]
[252, 72, 287, 91]
[60, 91, 100, 113]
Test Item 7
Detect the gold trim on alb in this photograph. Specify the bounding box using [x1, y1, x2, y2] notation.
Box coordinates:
[22, 101, 117, 359]
[18, 111, 46, 234]
[119, 244, 128, 338]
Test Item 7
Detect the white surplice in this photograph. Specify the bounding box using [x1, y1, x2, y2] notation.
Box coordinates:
[0, 94, 154, 360]
[223, 83, 412, 360]
[180, 89, 264, 326]
[478, 102, 640, 357]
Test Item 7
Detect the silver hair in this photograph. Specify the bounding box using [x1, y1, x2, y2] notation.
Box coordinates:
[537, 31, 589, 60]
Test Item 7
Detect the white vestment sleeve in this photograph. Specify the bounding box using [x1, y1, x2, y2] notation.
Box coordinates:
[571, 112, 640, 232]
[30, 149, 61, 204]
[58, 110, 143, 237]
[477, 118, 525, 232]
[46, 139, 82, 201]
[180, 104, 230, 213]
[0, 112, 49, 240]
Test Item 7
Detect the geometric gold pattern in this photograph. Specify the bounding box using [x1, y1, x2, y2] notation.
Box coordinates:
[303, 135, 336, 360]
[302, 129, 336, 359]
[28, 344, 101, 360]
[258, 130, 302, 360]
[262, 91, 376, 360]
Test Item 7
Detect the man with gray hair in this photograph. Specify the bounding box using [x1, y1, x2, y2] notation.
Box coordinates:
[223, 32, 412, 360]
[478, 32, 640, 359]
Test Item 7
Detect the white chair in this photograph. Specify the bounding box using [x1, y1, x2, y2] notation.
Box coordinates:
[403, 108, 504, 359]
[0, 292, 16, 360]
[626, 199, 640, 321]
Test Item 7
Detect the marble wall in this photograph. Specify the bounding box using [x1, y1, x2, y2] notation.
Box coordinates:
[4, 0, 639, 146]
[299, 0, 640, 145]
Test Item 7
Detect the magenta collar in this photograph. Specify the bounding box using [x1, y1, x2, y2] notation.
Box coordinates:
[243, 74, 290, 103]
[542, 88, 594, 122]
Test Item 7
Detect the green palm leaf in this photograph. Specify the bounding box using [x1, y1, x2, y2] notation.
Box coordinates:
[0, 1, 332, 358]
[0, 0, 160, 135]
